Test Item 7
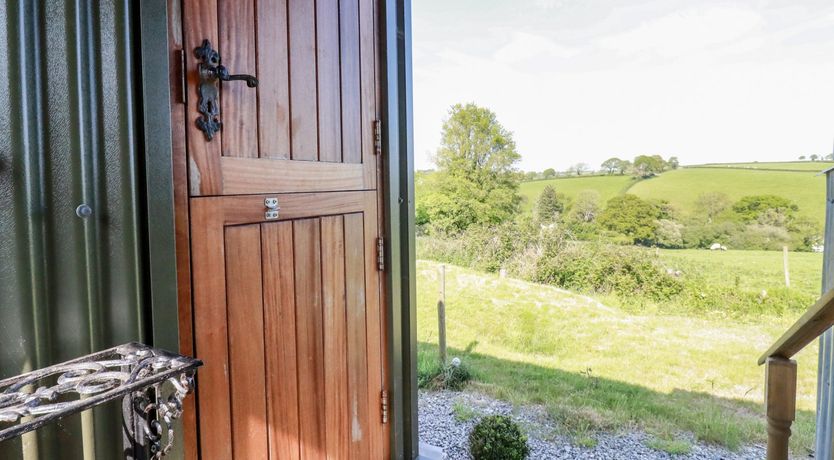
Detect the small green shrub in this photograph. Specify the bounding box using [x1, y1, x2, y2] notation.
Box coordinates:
[416, 352, 472, 390]
[469, 415, 530, 460]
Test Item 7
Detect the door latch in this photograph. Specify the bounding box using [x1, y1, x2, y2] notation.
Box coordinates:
[194, 39, 259, 141]
[264, 197, 280, 220]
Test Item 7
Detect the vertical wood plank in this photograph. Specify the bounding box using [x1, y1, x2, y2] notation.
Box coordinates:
[289, 0, 319, 160]
[183, 0, 222, 195]
[257, 0, 291, 158]
[362, 199, 384, 459]
[190, 201, 232, 459]
[219, 0, 258, 158]
[321, 216, 350, 459]
[293, 218, 327, 457]
[339, 0, 361, 164]
[317, 0, 343, 162]
[262, 221, 301, 460]
[344, 212, 370, 458]
[225, 225, 269, 460]
[166, 0, 198, 456]
[358, 0, 377, 185]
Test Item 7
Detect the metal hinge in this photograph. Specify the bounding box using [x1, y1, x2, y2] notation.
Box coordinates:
[377, 237, 384, 272]
[176, 49, 187, 104]
[373, 120, 382, 155]
[380, 390, 389, 424]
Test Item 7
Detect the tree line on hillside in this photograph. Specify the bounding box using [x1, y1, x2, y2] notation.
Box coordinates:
[415, 102, 821, 251]
[522, 155, 680, 181]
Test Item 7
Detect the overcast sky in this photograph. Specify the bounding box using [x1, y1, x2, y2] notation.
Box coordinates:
[412, 0, 834, 171]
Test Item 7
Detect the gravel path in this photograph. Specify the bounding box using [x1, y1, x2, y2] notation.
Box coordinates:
[418, 390, 769, 459]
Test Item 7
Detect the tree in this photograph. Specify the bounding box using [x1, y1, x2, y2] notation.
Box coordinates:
[535, 185, 565, 223]
[426, 103, 522, 233]
[667, 156, 680, 169]
[568, 163, 590, 176]
[632, 155, 665, 177]
[598, 194, 661, 244]
[799, 155, 807, 160]
[601, 157, 623, 175]
[571, 189, 600, 222]
[522, 171, 538, 182]
[542, 168, 556, 179]
[732, 195, 798, 224]
[694, 192, 731, 222]
[618, 160, 632, 175]
[811, 154, 820, 161]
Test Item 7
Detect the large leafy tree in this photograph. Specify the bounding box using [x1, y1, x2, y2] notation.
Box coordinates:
[601, 157, 623, 175]
[732, 195, 798, 223]
[427, 103, 522, 233]
[599, 194, 661, 244]
[633, 155, 666, 177]
[535, 185, 566, 224]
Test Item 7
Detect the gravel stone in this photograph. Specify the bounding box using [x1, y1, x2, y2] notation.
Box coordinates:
[418, 390, 771, 459]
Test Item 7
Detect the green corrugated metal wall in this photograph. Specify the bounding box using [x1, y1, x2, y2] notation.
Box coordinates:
[0, 0, 147, 458]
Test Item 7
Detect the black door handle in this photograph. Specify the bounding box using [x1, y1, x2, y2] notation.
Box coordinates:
[193, 39, 259, 141]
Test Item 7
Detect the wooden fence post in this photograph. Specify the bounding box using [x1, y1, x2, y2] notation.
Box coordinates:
[783, 246, 791, 289]
[765, 357, 797, 460]
[438, 265, 447, 367]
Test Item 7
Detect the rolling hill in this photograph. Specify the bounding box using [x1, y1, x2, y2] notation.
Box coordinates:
[519, 162, 830, 226]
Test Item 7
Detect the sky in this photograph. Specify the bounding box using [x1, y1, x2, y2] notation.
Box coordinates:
[412, 0, 834, 172]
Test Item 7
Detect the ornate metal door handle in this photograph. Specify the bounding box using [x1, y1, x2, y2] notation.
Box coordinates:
[193, 39, 259, 141]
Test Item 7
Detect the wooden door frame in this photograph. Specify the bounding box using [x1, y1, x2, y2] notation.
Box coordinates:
[155, 0, 417, 459]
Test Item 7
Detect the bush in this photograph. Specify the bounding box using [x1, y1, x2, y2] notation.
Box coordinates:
[469, 415, 530, 460]
[417, 352, 472, 390]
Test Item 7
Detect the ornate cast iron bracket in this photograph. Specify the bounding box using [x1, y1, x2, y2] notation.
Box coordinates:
[0, 342, 202, 459]
[194, 39, 259, 141]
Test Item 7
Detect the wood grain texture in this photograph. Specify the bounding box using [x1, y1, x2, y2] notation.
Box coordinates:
[317, 0, 343, 163]
[189, 200, 233, 459]
[219, 0, 258, 158]
[359, 0, 377, 187]
[362, 198, 384, 459]
[344, 212, 370, 458]
[294, 219, 327, 458]
[289, 0, 318, 160]
[759, 288, 834, 364]
[321, 216, 350, 459]
[183, 0, 222, 195]
[225, 225, 268, 459]
[339, 0, 361, 165]
[219, 157, 368, 195]
[166, 0, 198, 457]
[257, 0, 291, 159]
[262, 221, 301, 460]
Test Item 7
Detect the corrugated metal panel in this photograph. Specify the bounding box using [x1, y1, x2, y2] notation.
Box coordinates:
[0, 0, 146, 458]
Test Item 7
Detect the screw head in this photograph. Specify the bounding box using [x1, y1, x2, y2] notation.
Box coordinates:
[75, 204, 92, 218]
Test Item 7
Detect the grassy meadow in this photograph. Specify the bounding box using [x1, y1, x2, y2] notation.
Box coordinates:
[519, 175, 636, 213]
[629, 168, 827, 226]
[518, 162, 828, 226]
[692, 161, 834, 172]
[416, 258, 822, 453]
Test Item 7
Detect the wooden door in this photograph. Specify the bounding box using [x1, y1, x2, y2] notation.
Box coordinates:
[180, 0, 387, 459]
[183, 0, 378, 196]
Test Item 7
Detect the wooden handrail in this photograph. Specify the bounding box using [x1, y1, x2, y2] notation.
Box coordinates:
[759, 288, 834, 365]
[759, 288, 834, 460]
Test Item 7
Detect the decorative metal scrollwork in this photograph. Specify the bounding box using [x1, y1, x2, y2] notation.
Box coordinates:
[0, 342, 201, 458]
[194, 39, 259, 141]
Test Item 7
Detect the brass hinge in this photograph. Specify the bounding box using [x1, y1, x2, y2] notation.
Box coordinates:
[373, 120, 382, 155]
[380, 390, 389, 424]
[377, 237, 385, 272]
[176, 49, 187, 104]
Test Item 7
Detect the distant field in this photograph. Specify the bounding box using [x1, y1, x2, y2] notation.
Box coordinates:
[629, 168, 827, 226]
[691, 161, 834, 172]
[519, 175, 636, 212]
[654, 248, 822, 297]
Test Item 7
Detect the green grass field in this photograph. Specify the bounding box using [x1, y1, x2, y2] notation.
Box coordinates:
[655, 248, 822, 296]
[629, 168, 827, 226]
[417, 258, 820, 453]
[692, 161, 834, 172]
[519, 175, 636, 212]
[517, 162, 829, 226]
